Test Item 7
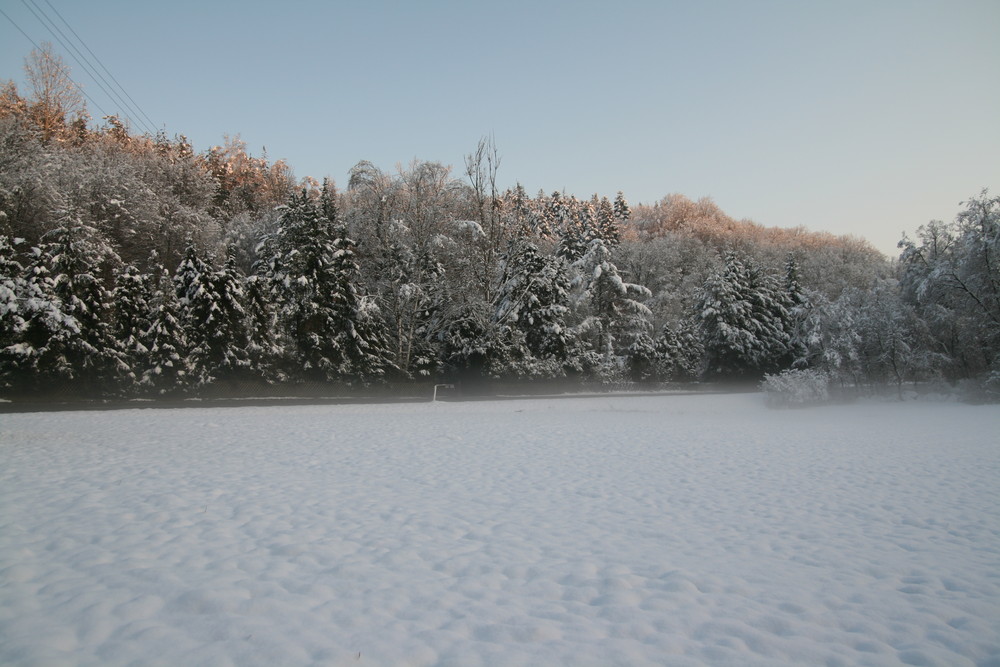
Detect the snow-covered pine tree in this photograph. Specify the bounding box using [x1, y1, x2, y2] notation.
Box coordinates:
[613, 191, 630, 225]
[653, 319, 704, 381]
[111, 263, 153, 393]
[626, 331, 658, 381]
[781, 253, 810, 368]
[504, 183, 540, 240]
[0, 236, 27, 351]
[752, 257, 794, 372]
[596, 196, 621, 248]
[173, 241, 214, 386]
[323, 179, 397, 383]
[0, 235, 34, 390]
[173, 242, 213, 387]
[244, 273, 281, 383]
[2, 238, 70, 393]
[31, 215, 129, 394]
[570, 238, 652, 372]
[557, 196, 597, 262]
[173, 242, 252, 389]
[267, 189, 391, 384]
[142, 259, 190, 394]
[209, 251, 253, 381]
[497, 239, 572, 371]
[696, 252, 790, 380]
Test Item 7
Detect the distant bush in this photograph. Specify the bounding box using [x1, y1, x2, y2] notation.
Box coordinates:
[761, 369, 830, 408]
[955, 371, 1000, 404]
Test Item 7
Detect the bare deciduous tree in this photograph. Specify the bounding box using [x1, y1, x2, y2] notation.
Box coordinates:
[24, 42, 87, 142]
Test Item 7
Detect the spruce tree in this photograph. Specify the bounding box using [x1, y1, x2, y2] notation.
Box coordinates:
[0, 236, 34, 390]
[143, 260, 189, 394]
[111, 263, 153, 394]
[174, 243, 253, 388]
[211, 251, 253, 381]
[30, 216, 128, 394]
[498, 239, 572, 365]
[3, 239, 75, 393]
[653, 319, 704, 381]
[0, 236, 27, 356]
[696, 252, 790, 380]
[557, 196, 596, 262]
[571, 238, 652, 367]
[267, 189, 391, 383]
[596, 196, 621, 248]
[781, 253, 810, 368]
[244, 273, 281, 382]
[173, 241, 213, 386]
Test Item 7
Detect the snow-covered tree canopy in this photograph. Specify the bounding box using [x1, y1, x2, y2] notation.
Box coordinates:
[0, 63, 994, 398]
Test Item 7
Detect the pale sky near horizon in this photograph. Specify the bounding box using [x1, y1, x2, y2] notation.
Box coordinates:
[2, 0, 998, 256]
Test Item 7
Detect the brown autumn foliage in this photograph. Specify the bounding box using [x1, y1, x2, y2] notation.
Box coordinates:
[630, 193, 879, 256]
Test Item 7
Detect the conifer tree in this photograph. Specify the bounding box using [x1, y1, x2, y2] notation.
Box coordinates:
[2, 236, 73, 392]
[175, 243, 253, 388]
[782, 253, 810, 367]
[29, 215, 128, 394]
[143, 260, 189, 394]
[653, 319, 704, 381]
[626, 331, 658, 381]
[209, 251, 253, 380]
[266, 189, 391, 383]
[0, 236, 36, 389]
[613, 191, 631, 225]
[173, 241, 213, 386]
[111, 263, 153, 393]
[244, 273, 281, 382]
[498, 239, 572, 365]
[571, 238, 652, 367]
[596, 196, 621, 248]
[557, 196, 596, 261]
[0, 236, 27, 354]
[696, 252, 790, 379]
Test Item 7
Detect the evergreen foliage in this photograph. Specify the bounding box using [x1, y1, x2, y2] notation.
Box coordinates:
[111, 263, 152, 391]
[571, 238, 652, 375]
[696, 252, 791, 380]
[264, 190, 391, 384]
[170, 241, 254, 389]
[142, 260, 189, 394]
[17, 216, 128, 394]
[498, 239, 572, 366]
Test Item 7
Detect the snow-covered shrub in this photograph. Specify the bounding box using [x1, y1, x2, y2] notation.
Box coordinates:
[986, 370, 1000, 401]
[956, 371, 1000, 404]
[761, 368, 829, 408]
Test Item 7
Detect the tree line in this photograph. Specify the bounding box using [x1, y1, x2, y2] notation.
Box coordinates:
[1, 47, 997, 399]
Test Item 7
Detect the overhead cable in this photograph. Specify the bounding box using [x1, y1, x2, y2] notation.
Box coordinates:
[40, 0, 159, 133]
[0, 5, 112, 120]
[19, 0, 155, 135]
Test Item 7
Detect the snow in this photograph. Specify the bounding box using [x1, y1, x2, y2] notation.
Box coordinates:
[1, 393, 998, 666]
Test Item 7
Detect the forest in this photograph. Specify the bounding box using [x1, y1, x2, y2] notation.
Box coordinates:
[2, 47, 998, 401]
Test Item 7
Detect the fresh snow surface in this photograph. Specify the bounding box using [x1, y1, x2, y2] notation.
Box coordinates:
[1, 393, 998, 667]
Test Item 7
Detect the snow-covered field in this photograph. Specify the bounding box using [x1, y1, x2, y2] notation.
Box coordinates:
[1, 393, 998, 666]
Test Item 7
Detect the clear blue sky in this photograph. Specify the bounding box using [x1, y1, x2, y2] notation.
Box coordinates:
[3, 0, 998, 256]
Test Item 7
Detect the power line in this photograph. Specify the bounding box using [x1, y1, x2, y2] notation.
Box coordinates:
[19, 0, 156, 136]
[0, 5, 112, 120]
[39, 0, 159, 133]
